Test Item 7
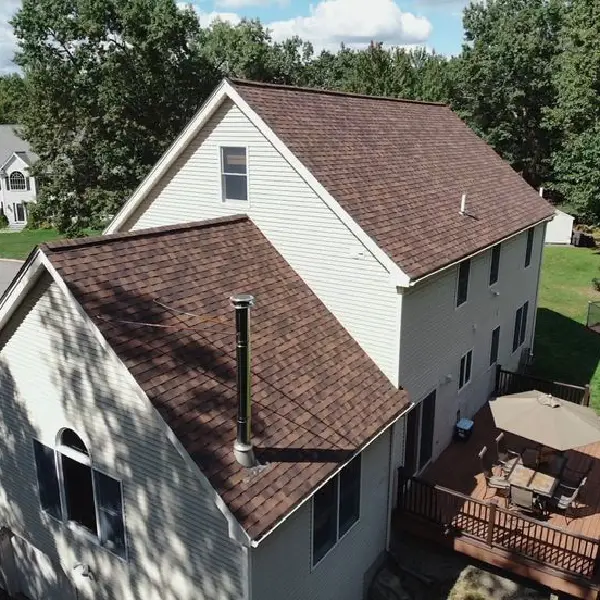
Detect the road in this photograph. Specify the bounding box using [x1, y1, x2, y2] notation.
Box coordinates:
[0, 260, 24, 297]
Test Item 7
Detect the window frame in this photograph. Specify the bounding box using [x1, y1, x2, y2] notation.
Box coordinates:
[13, 202, 26, 223]
[459, 349, 473, 390]
[512, 301, 529, 353]
[489, 326, 500, 367]
[456, 259, 471, 308]
[31, 433, 128, 561]
[219, 145, 249, 204]
[311, 454, 362, 568]
[8, 171, 27, 191]
[525, 228, 535, 268]
[489, 244, 501, 286]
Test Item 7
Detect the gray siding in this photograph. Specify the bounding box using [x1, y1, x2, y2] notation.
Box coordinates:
[399, 225, 545, 458]
[0, 273, 245, 600]
[123, 100, 400, 386]
[251, 431, 391, 600]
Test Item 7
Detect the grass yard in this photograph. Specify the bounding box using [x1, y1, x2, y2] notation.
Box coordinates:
[532, 246, 600, 409]
[0, 228, 101, 260]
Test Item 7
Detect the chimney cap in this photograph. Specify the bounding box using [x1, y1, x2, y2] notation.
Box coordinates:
[230, 293, 255, 308]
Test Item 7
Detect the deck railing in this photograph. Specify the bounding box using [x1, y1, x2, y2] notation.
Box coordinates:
[587, 301, 600, 331]
[397, 475, 600, 580]
[495, 365, 590, 406]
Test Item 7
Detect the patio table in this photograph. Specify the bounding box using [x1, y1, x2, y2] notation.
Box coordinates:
[508, 463, 560, 498]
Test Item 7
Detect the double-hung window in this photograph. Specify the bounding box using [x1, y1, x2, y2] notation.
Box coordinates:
[489, 244, 501, 286]
[525, 229, 534, 267]
[312, 455, 361, 566]
[512, 301, 529, 352]
[489, 326, 500, 366]
[221, 147, 248, 202]
[459, 350, 473, 390]
[32, 430, 127, 558]
[456, 259, 471, 307]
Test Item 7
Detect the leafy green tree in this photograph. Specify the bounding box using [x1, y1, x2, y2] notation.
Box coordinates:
[13, 0, 218, 233]
[0, 75, 26, 124]
[455, 0, 562, 188]
[548, 0, 600, 221]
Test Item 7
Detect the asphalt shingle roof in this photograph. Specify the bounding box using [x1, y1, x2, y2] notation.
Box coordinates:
[231, 80, 554, 279]
[42, 216, 410, 540]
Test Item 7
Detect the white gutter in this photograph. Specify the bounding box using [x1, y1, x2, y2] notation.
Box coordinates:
[407, 216, 554, 287]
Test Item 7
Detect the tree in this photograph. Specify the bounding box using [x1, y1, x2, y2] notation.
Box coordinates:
[455, 0, 562, 188]
[12, 0, 218, 233]
[0, 75, 26, 124]
[548, 0, 600, 221]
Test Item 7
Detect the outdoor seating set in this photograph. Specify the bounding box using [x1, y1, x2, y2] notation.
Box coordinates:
[479, 434, 591, 522]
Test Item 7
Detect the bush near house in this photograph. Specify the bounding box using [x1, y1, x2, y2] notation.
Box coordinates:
[532, 246, 600, 408]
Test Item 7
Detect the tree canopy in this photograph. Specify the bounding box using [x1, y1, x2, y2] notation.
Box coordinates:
[9, 0, 600, 230]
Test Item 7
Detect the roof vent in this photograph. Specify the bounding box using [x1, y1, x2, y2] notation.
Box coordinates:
[460, 193, 467, 215]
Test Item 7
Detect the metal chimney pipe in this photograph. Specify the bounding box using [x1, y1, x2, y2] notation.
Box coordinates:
[231, 293, 256, 467]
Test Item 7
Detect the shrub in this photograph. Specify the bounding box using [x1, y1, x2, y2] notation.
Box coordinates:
[593, 277, 600, 292]
[0, 212, 8, 228]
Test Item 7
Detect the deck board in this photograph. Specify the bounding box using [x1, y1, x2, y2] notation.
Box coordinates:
[424, 403, 600, 539]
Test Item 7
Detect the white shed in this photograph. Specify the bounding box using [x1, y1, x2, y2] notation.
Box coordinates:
[545, 209, 574, 245]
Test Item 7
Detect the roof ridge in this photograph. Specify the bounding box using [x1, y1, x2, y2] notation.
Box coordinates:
[229, 78, 448, 107]
[41, 214, 249, 253]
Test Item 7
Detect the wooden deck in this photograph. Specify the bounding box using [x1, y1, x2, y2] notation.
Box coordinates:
[424, 403, 600, 538]
[394, 402, 600, 598]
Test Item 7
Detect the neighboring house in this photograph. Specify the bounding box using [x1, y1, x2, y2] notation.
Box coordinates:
[0, 80, 553, 600]
[0, 125, 38, 230]
[545, 208, 574, 245]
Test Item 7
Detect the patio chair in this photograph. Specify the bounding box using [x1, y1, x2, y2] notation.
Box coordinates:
[510, 485, 542, 517]
[550, 477, 588, 524]
[495, 432, 519, 474]
[544, 452, 567, 478]
[478, 446, 510, 501]
[521, 447, 540, 470]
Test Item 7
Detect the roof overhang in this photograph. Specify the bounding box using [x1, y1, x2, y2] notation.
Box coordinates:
[105, 79, 410, 288]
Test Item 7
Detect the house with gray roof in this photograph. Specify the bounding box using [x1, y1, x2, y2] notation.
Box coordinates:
[0, 125, 38, 230]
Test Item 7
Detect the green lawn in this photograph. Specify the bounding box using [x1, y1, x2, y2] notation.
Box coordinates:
[0, 228, 101, 260]
[532, 246, 600, 409]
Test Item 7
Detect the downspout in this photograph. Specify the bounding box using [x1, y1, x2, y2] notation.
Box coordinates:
[529, 223, 546, 359]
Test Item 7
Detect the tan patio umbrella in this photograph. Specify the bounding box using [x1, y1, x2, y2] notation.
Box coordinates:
[490, 390, 600, 451]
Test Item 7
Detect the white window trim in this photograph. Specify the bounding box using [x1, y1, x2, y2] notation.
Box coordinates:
[218, 145, 249, 205]
[8, 171, 27, 191]
[310, 459, 362, 570]
[524, 228, 535, 269]
[455, 259, 470, 309]
[32, 435, 128, 562]
[459, 349, 473, 390]
[512, 301, 529, 354]
[489, 244, 501, 287]
[489, 325, 501, 369]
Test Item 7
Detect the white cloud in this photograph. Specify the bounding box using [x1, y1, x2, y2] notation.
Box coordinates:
[177, 2, 242, 27]
[216, 0, 288, 9]
[267, 0, 432, 52]
[0, 0, 21, 74]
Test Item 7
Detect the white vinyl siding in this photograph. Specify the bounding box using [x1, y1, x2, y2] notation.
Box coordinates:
[123, 100, 400, 385]
[0, 273, 245, 600]
[0, 154, 37, 230]
[398, 224, 545, 459]
[251, 431, 390, 600]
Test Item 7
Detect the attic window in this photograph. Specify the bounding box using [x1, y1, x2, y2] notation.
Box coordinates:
[221, 147, 248, 202]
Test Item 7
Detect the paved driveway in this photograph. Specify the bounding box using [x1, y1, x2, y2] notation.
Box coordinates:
[0, 260, 24, 297]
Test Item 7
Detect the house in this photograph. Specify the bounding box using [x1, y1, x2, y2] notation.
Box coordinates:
[0, 79, 553, 600]
[0, 125, 38, 230]
[545, 208, 574, 245]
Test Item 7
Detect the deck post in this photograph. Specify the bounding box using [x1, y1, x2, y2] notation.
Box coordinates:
[583, 384, 591, 407]
[486, 499, 497, 547]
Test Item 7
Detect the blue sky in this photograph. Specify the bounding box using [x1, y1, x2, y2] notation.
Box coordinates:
[0, 0, 468, 74]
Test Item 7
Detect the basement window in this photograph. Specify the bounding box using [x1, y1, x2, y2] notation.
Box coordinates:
[221, 147, 248, 202]
[32, 430, 127, 559]
[312, 454, 361, 566]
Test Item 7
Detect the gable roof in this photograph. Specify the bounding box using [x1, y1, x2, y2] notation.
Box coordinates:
[0, 125, 37, 170]
[231, 80, 554, 280]
[41, 216, 410, 541]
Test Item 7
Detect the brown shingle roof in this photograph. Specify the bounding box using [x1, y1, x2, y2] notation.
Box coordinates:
[42, 216, 409, 540]
[231, 79, 554, 280]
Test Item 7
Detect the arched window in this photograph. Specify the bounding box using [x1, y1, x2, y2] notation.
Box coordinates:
[32, 430, 127, 558]
[9, 171, 26, 191]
